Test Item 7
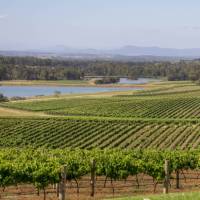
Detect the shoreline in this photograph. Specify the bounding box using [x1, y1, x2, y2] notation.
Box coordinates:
[0, 80, 155, 88]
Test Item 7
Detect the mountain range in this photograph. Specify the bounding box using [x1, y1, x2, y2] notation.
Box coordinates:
[1, 45, 200, 61]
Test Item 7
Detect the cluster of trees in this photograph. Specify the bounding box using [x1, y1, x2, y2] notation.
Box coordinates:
[0, 93, 8, 102]
[94, 77, 120, 84]
[0, 57, 83, 80]
[1, 56, 200, 81]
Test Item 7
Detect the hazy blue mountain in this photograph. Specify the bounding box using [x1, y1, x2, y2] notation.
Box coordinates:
[37, 45, 200, 57]
[109, 46, 200, 57]
[1, 45, 200, 61]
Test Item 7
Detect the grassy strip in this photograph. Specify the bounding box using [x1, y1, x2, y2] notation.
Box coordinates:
[1, 114, 200, 125]
[0, 79, 150, 88]
[112, 192, 200, 200]
[0, 80, 89, 86]
[0, 107, 48, 117]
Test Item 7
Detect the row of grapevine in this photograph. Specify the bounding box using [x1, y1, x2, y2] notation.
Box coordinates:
[0, 148, 200, 199]
[4, 95, 200, 119]
[0, 117, 200, 149]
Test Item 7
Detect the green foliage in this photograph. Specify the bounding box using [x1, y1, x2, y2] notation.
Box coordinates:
[2, 84, 200, 150]
[0, 93, 8, 102]
[94, 77, 120, 84]
[0, 117, 200, 149]
[1, 55, 200, 81]
[0, 148, 199, 192]
[4, 87, 200, 120]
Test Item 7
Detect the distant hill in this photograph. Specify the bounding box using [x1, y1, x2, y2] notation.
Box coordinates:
[110, 46, 200, 57]
[1, 45, 200, 61]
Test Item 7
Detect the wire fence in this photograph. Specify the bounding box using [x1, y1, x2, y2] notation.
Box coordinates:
[1, 170, 200, 200]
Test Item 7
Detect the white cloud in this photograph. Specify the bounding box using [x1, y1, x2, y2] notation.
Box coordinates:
[0, 15, 8, 20]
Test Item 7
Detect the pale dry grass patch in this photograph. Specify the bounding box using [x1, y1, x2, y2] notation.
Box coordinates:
[0, 107, 49, 117]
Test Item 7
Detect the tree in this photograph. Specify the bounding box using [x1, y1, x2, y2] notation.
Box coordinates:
[0, 93, 8, 102]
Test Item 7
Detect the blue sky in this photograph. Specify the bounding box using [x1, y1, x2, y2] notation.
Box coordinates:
[0, 0, 200, 50]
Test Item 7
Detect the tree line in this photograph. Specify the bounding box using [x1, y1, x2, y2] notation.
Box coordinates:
[0, 56, 200, 81]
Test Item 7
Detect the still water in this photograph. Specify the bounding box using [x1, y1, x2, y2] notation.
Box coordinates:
[0, 85, 139, 98]
[0, 78, 154, 97]
[119, 78, 157, 84]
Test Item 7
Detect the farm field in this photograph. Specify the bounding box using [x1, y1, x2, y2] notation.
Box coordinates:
[3, 82, 200, 120]
[0, 115, 200, 149]
[1, 0, 200, 199]
[1, 81, 200, 199]
[5, 96, 200, 119]
[1, 81, 200, 150]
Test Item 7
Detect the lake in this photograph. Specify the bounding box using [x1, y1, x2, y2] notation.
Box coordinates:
[0, 78, 155, 98]
[119, 78, 157, 84]
[0, 85, 141, 98]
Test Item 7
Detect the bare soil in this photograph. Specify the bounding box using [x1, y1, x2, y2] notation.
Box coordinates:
[1, 171, 200, 200]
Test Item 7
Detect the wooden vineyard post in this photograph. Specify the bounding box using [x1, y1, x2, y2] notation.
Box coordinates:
[59, 165, 67, 200]
[56, 183, 59, 197]
[163, 160, 170, 194]
[176, 170, 180, 189]
[90, 159, 96, 197]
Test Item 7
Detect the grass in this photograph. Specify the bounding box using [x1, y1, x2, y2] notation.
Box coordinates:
[0, 79, 89, 86]
[0, 107, 48, 117]
[0, 79, 158, 89]
[113, 192, 200, 200]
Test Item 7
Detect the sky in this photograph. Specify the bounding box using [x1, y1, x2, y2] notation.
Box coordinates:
[0, 0, 200, 50]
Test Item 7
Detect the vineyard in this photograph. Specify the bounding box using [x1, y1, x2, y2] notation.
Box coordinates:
[1, 83, 200, 150]
[46, 97, 200, 119]
[1, 82, 200, 199]
[0, 117, 200, 149]
[3, 84, 200, 120]
[0, 148, 200, 200]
